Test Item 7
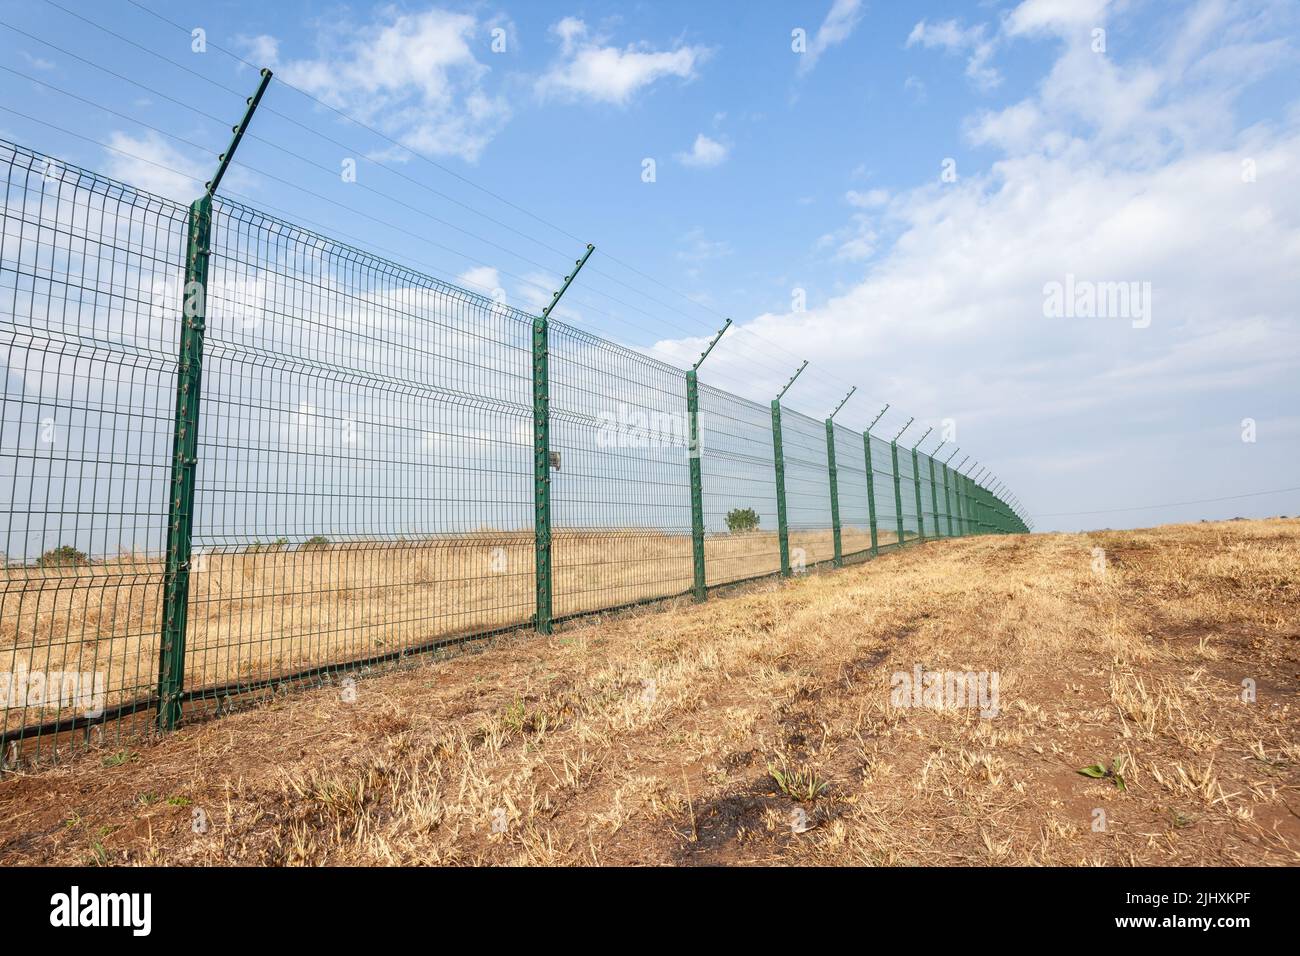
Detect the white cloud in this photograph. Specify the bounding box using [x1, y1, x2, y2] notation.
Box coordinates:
[457, 266, 502, 297]
[516, 271, 581, 324]
[101, 130, 207, 201]
[254, 9, 509, 163]
[799, 0, 865, 74]
[18, 51, 55, 71]
[846, 188, 890, 208]
[536, 18, 710, 105]
[676, 133, 729, 168]
[237, 33, 279, 67]
[907, 18, 1001, 90]
[646, 0, 1300, 531]
[677, 228, 733, 262]
[1005, 0, 1112, 37]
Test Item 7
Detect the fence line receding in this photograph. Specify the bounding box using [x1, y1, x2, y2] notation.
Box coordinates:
[0, 137, 1027, 761]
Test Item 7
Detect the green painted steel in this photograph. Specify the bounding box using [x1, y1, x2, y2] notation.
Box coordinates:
[687, 369, 706, 600]
[929, 456, 941, 538]
[864, 433, 879, 555]
[968, 476, 977, 535]
[157, 70, 272, 733]
[156, 194, 212, 732]
[861, 403, 889, 555]
[912, 448, 926, 541]
[687, 318, 731, 601]
[531, 312, 552, 633]
[943, 463, 955, 536]
[891, 442, 905, 546]
[968, 476, 978, 534]
[205, 69, 272, 196]
[0, 131, 1036, 758]
[771, 401, 791, 576]
[826, 420, 842, 566]
[956, 473, 967, 535]
[533, 245, 595, 635]
[825, 386, 854, 568]
[954, 472, 965, 535]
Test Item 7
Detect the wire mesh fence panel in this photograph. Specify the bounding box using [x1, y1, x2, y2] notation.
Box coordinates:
[936, 463, 952, 535]
[779, 407, 834, 568]
[868, 434, 898, 548]
[833, 422, 871, 559]
[0, 141, 188, 757]
[897, 446, 919, 540]
[918, 454, 936, 538]
[183, 199, 537, 711]
[0, 135, 1026, 756]
[548, 323, 692, 616]
[698, 383, 779, 586]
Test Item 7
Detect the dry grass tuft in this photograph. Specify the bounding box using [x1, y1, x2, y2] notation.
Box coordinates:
[0, 518, 1296, 866]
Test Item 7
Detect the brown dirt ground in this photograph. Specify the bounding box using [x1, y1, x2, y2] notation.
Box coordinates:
[1, 519, 1296, 866]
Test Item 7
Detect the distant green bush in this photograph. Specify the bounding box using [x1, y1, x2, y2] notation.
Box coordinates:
[301, 535, 331, 551]
[38, 545, 88, 568]
[726, 508, 760, 533]
[248, 538, 289, 554]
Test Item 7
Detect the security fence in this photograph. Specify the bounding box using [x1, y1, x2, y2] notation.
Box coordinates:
[0, 136, 1026, 762]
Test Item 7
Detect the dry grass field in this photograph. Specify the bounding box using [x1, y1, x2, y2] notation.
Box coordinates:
[1, 526, 884, 733]
[0, 518, 1295, 866]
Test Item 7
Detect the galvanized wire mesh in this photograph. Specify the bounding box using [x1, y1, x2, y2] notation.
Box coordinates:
[0, 137, 1024, 761]
[868, 434, 899, 548]
[779, 408, 834, 568]
[0, 140, 187, 752]
[183, 198, 539, 714]
[549, 322, 692, 615]
[897, 447, 919, 538]
[832, 422, 871, 558]
[698, 384, 779, 586]
[918, 454, 936, 537]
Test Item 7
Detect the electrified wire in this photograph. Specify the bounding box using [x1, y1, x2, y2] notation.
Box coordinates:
[11, 11, 833, 394]
[111, 0, 877, 402]
[17, 2, 1013, 495]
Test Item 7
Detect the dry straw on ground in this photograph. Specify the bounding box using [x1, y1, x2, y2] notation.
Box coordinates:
[0, 519, 1294, 866]
[1, 527, 884, 730]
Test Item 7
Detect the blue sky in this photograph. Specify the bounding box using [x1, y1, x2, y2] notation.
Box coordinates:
[1, 0, 1297, 531]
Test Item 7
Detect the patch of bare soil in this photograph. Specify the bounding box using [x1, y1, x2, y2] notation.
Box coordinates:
[1, 519, 1297, 866]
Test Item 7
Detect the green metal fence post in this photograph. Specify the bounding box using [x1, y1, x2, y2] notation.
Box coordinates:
[965, 463, 979, 535]
[957, 473, 967, 536]
[157, 69, 271, 733]
[532, 244, 595, 635]
[687, 369, 704, 598]
[863, 403, 888, 556]
[772, 402, 790, 575]
[956, 455, 967, 535]
[891, 443, 904, 545]
[929, 441, 945, 538]
[157, 194, 211, 732]
[943, 448, 959, 536]
[957, 459, 971, 535]
[687, 319, 731, 601]
[910, 427, 931, 542]
[825, 424, 840, 565]
[772, 361, 807, 577]
[912, 449, 925, 540]
[890, 418, 911, 547]
[946, 463, 956, 538]
[825, 387, 856, 568]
